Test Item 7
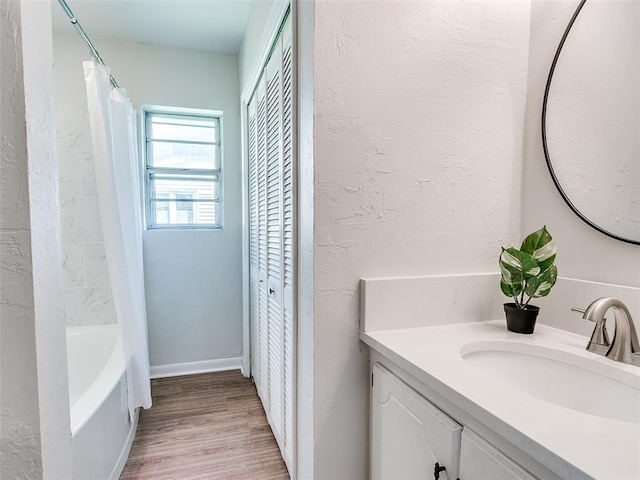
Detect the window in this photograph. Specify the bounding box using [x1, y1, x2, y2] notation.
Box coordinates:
[143, 107, 222, 229]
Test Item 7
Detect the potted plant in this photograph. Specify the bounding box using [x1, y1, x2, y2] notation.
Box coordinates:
[499, 226, 558, 334]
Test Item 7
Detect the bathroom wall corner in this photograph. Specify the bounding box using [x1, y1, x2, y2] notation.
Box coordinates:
[0, 0, 72, 478]
[20, 1, 73, 478]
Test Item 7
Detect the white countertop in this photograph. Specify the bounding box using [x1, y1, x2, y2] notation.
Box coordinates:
[361, 321, 640, 480]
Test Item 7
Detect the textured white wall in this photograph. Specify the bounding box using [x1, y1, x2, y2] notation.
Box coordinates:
[522, 0, 640, 287]
[1, 3, 43, 476]
[1, 0, 72, 478]
[311, 1, 531, 477]
[52, 32, 243, 367]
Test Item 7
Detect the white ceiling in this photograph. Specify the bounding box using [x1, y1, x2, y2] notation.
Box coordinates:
[51, 0, 253, 55]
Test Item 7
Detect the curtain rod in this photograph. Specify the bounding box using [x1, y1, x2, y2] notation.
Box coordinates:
[56, 0, 120, 89]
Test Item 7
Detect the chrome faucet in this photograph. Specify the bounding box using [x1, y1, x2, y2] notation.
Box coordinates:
[575, 298, 640, 367]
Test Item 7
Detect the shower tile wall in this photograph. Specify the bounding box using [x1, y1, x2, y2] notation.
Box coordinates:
[57, 101, 115, 326]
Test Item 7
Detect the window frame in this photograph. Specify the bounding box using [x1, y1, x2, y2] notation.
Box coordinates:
[141, 105, 224, 231]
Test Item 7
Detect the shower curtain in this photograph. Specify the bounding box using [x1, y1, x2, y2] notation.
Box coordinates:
[84, 61, 152, 418]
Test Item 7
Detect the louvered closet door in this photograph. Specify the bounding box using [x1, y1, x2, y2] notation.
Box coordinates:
[265, 39, 284, 445]
[247, 11, 295, 476]
[280, 16, 295, 470]
[256, 76, 270, 411]
[248, 98, 260, 388]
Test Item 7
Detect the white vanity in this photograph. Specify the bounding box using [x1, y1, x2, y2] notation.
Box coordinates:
[360, 275, 640, 480]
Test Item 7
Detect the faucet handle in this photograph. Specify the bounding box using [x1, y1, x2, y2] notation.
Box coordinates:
[572, 307, 607, 325]
[572, 305, 610, 354]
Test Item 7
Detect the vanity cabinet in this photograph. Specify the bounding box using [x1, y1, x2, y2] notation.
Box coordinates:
[371, 364, 462, 480]
[459, 430, 536, 480]
[371, 362, 537, 480]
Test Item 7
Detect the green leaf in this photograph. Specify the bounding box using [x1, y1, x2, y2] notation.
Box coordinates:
[521, 226, 556, 271]
[501, 279, 522, 298]
[524, 276, 540, 299]
[525, 265, 558, 298]
[499, 257, 522, 284]
[500, 247, 540, 279]
[499, 247, 538, 304]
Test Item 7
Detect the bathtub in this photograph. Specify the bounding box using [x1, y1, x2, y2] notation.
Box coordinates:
[67, 325, 138, 480]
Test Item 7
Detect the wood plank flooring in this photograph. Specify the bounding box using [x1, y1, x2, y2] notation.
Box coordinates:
[120, 370, 290, 480]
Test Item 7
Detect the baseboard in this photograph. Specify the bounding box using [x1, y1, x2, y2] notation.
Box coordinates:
[109, 407, 139, 480]
[150, 357, 243, 379]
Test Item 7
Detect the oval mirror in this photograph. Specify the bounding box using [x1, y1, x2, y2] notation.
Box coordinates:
[542, 0, 640, 245]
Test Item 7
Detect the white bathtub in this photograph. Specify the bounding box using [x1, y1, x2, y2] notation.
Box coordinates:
[67, 325, 138, 480]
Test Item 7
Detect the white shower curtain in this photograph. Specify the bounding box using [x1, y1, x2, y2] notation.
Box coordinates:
[84, 61, 152, 418]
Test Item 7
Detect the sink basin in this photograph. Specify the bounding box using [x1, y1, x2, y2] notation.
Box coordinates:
[460, 340, 640, 423]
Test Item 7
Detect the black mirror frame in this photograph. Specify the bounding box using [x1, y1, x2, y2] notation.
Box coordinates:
[541, 0, 640, 246]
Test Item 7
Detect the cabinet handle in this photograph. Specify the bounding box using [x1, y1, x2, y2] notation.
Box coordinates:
[434, 462, 446, 480]
[269, 288, 275, 294]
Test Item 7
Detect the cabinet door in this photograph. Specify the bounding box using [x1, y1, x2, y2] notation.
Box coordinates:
[459, 430, 537, 480]
[372, 364, 462, 480]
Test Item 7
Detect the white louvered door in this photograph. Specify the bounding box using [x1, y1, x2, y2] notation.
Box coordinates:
[246, 12, 295, 476]
[280, 16, 295, 469]
[256, 76, 270, 413]
[265, 38, 284, 445]
[248, 98, 260, 389]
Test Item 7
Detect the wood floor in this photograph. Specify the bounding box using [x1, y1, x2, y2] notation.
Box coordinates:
[120, 370, 290, 480]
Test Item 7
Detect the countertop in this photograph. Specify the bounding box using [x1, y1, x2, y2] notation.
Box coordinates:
[360, 321, 640, 480]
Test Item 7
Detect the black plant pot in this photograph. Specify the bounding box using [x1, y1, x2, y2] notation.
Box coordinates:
[504, 303, 540, 334]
